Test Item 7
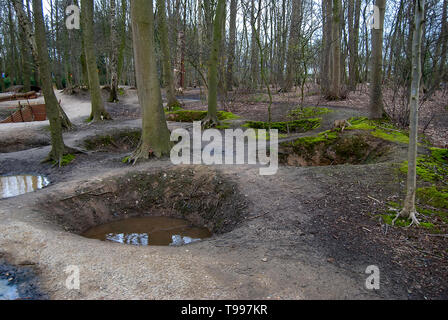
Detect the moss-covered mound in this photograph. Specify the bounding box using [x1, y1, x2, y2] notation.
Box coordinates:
[347, 117, 409, 144]
[279, 130, 390, 166]
[348, 117, 410, 144]
[244, 118, 321, 134]
[84, 130, 141, 152]
[166, 110, 239, 122]
[288, 106, 332, 120]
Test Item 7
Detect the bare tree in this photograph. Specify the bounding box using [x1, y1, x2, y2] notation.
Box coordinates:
[393, 0, 426, 226]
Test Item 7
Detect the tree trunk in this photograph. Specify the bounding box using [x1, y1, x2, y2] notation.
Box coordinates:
[283, 0, 302, 92]
[329, 0, 341, 100]
[348, 0, 361, 90]
[395, 0, 426, 226]
[81, 0, 111, 121]
[108, 0, 119, 102]
[129, 0, 172, 161]
[321, 0, 333, 96]
[369, 0, 386, 119]
[204, 0, 226, 127]
[226, 0, 238, 91]
[157, 0, 181, 109]
[32, 0, 68, 165]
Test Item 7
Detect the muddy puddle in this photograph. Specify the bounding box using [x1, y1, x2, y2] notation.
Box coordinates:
[0, 175, 50, 199]
[0, 279, 19, 300]
[82, 216, 212, 246]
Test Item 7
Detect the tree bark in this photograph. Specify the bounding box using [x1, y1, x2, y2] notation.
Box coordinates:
[81, 0, 111, 121]
[369, 0, 386, 119]
[157, 0, 181, 109]
[395, 0, 426, 226]
[32, 0, 69, 165]
[329, 0, 341, 99]
[204, 0, 226, 127]
[108, 0, 119, 102]
[129, 0, 172, 161]
[283, 0, 302, 92]
[226, 0, 238, 91]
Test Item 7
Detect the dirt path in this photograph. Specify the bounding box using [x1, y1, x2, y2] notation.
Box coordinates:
[0, 90, 446, 300]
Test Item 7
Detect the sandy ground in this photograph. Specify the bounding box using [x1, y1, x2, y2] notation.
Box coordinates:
[0, 88, 446, 300]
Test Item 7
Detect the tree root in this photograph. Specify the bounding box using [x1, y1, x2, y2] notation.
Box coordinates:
[89, 111, 113, 122]
[126, 141, 153, 165]
[201, 115, 220, 129]
[42, 146, 87, 167]
[392, 207, 421, 227]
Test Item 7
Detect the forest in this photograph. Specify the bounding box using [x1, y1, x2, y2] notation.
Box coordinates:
[0, 0, 447, 301]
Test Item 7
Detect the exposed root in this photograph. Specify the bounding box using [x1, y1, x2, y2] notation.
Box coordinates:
[201, 115, 220, 129]
[392, 207, 421, 227]
[42, 146, 86, 167]
[127, 141, 153, 165]
[89, 111, 113, 122]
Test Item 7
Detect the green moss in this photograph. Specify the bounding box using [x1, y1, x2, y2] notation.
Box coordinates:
[53, 154, 75, 166]
[219, 111, 240, 120]
[166, 110, 239, 122]
[348, 117, 410, 144]
[244, 118, 321, 134]
[248, 130, 288, 141]
[380, 214, 411, 227]
[118, 88, 125, 96]
[400, 149, 448, 183]
[286, 130, 339, 150]
[417, 186, 448, 209]
[164, 105, 184, 112]
[430, 148, 448, 163]
[122, 156, 130, 164]
[379, 213, 436, 230]
[371, 129, 409, 144]
[288, 107, 332, 120]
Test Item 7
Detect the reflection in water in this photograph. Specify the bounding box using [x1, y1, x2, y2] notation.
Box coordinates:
[0, 279, 19, 300]
[82, 216, 212, 246]
[0, 175, 50, 199]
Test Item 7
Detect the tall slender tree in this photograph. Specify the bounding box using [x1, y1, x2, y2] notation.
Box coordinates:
[81, 0, 111, 121]
[108, 0, 119, 103]
[157, 0, 181, 110]
[32, 0, 75, 165]
[226, 0, 238, 91]
[283, 0, 302, 92]
[393, 0, 426, 226]
[128, 0, 172, 162]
